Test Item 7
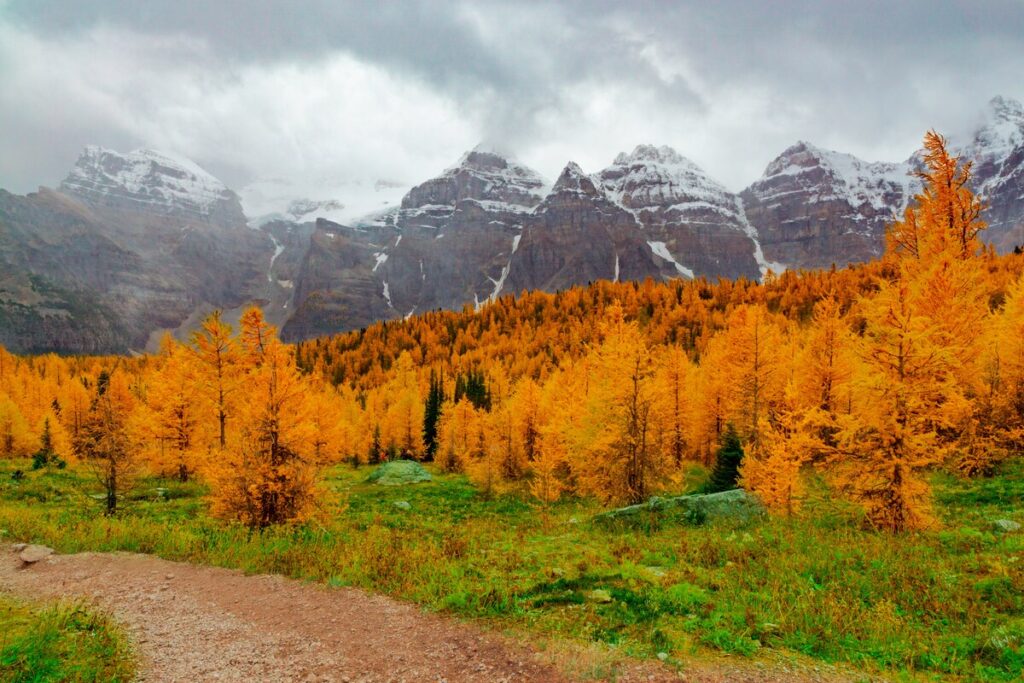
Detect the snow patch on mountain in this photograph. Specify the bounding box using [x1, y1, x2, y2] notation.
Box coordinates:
[733, 196, 787, 276]
[647, 240, 695, 278]
[267, 234, 285, 282]
[487, 232, 523, 303]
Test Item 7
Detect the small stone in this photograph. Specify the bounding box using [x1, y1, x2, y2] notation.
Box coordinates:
[11, 543, 27, 553]
[19, 544, 53, 564]
[587, 589, 613, 604]
[393, 500, 412, 511]
[657, 652, 669, 661]
[993, 519, 1021, 533]
[165, 574, 175, 580]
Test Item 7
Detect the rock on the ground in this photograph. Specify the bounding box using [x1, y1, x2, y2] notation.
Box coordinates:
[19, 544, 54, 564]
[993, 519, 1021, 533]
[365, 460, 433, 486]
[594, 489, 766, 526]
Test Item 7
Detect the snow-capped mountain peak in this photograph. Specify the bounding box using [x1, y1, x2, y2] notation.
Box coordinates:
[758, 141, 916, 212]
[612, 143, 695, 169]
[599, 143, 734, 214]
[60, 146, 236, 218]
[551, 161, 600, 196]
[401, 147, 548, 212]
[988, 95, 1024, 124]
[964, 95, 1024, 166]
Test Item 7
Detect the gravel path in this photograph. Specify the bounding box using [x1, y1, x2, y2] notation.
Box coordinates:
[0, 546, 866, 682]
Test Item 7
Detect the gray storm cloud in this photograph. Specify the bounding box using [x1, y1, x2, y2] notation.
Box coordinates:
[1, 0, 1023, 195]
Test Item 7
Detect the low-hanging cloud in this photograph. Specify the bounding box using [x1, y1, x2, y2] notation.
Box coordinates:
[1, 0, 1023, 196]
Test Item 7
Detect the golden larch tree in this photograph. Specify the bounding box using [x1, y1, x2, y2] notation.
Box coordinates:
[190, 311, 242, 450]
[571, 304, 669, 505]
[73, 370, 142, 515]
[207, 308, 326, 528]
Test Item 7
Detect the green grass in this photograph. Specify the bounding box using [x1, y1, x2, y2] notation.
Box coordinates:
[0, 595, 136, 682]
[0, 459, 1022, 682]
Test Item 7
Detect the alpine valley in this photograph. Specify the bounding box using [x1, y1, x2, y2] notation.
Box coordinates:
[2, 96, 1023, 354]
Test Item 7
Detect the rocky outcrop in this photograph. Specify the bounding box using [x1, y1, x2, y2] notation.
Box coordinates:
[593, 489, 766, 526]
[365, 460, 433, 486]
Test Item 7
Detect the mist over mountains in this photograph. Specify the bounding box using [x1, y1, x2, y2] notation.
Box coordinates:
[2, 96, 1023, 354]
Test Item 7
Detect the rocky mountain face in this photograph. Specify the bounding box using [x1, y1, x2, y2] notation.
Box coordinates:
[5, 97, 1024, 352]
[595, 145, 769, 279]
[740, 142, 918, 269]
[282, 146, 767, 339]
[742, 96, 1024, 270]
[283, 149, 549, 339]
[1, 147, 275, 353]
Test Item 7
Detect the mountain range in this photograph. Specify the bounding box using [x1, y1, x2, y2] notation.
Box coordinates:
[2, 96, 1023, 353]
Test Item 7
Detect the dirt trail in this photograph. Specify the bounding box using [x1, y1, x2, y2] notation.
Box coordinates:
[0, 546, 861, 682]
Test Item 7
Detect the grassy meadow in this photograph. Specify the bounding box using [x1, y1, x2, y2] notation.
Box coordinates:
[0, 594, 136, 682]
[0, 458, 1021, 682]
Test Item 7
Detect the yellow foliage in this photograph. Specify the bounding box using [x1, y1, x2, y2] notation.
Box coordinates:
[0, 129, 1021, 533]
[206, 317, 326, 528]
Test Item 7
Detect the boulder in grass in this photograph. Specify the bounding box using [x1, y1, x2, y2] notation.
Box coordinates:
[19, 544, 53, 565]
[366, 460, 433, 486]
[993, 519, 1021, 533]
[594, 489, 765, 527]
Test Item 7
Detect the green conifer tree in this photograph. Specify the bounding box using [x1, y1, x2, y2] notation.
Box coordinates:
[703, 423, 744, 493]
[422, 370, 445, 460]
[368, 424, 383, 465]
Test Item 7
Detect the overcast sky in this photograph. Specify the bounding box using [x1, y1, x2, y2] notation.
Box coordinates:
[2, 0, 1023, 198]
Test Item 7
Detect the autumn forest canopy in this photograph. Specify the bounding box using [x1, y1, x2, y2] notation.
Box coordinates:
[1, 132, 1023, 535]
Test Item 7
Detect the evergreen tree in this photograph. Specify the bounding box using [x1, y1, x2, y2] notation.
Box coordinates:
[422, 370, 445, 460]
[32, 417, 56, 469]
[368, 424, 383, 465]
[454, 369, 491, 411]
[704, 423, 744, 493]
